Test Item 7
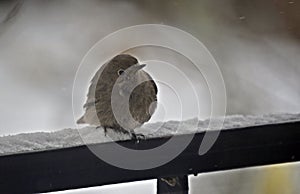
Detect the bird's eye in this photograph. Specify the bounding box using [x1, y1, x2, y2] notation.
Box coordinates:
[118, 69, 125, 76]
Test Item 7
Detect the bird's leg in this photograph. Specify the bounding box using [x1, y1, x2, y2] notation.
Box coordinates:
[104, 127, 107, 136]
[96, 126, 107, 136]
[130, 131, 146, 143]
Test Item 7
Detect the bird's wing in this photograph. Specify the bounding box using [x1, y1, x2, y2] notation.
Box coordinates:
[82, 64, 106, 109]
[77, 64, 107, 125]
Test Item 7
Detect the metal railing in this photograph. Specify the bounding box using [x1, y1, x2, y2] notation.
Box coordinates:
[0, 121, 299, 193]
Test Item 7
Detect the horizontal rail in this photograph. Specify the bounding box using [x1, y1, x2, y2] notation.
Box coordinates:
[0, 121, 299, 193]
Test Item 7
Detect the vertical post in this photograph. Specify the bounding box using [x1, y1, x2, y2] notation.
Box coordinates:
[157, 175, 189, 194]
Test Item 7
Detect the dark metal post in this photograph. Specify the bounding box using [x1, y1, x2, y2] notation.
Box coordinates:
[157, 175, 189, 194]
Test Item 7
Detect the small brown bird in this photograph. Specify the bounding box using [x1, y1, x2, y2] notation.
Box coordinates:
[77, 54, 157, 139]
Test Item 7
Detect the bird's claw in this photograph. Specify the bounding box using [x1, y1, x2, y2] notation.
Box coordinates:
[131, 133, 146, 143]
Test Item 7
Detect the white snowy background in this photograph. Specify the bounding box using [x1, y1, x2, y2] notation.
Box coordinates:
[1, 0, 300, 194]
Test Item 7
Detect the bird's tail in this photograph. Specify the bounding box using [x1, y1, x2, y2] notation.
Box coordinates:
[76, 116, 86, 124]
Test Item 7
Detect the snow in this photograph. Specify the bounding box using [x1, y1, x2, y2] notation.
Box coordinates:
[0, 113, 299, 156]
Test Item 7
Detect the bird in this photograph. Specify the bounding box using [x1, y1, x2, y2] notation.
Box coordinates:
[77, 54, 157, 139]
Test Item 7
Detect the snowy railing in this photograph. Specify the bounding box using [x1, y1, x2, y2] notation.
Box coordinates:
[0, 113, 299, 193]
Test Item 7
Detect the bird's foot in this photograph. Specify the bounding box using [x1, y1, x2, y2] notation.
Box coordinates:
[131, 133, 146, 143]
[96, 126, 107, 136]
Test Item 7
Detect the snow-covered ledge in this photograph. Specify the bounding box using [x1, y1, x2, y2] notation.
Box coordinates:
[0, 113, 299, 156]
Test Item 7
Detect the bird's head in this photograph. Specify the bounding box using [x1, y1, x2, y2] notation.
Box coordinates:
[102, 54, 146, 97]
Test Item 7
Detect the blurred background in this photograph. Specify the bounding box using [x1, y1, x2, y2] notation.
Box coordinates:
[0, 0, 299, 193]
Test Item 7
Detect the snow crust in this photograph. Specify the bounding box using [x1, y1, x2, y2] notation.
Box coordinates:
[0, 113, 299, 155]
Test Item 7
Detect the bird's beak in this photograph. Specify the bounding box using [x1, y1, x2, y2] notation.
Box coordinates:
[127, 64, 146, 76]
